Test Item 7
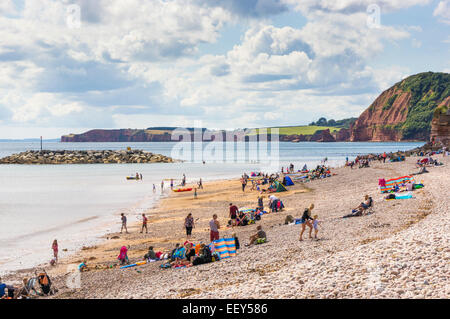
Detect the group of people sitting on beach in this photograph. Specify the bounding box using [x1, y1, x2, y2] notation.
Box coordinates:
[346, 152, 393, 169]
[0, 271, 56, 299]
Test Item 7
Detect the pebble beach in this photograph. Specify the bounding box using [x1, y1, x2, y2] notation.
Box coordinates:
[4, 155, 449, 299]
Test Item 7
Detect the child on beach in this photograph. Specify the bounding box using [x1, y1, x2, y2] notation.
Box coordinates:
[144, 246, 157, 261]
[78, 260, 88, 272]
[184, 213, 195, 240]
[118, 246, 129, 265]
[312, 215, 321, 239]
[120, 213, 128, 234]
[140, 213, 148, 234]
[232, 233, 240, 250]
[52, 239, 58, 263]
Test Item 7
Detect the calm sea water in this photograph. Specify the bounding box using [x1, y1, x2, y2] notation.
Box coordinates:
[0, 141, 423, 274]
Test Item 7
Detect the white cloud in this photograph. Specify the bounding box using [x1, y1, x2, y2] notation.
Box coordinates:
[434, 0, 450, 24]
[284, 0, 431, 14]
[0, 0, 441, 138]
[0, 0, 18, 16]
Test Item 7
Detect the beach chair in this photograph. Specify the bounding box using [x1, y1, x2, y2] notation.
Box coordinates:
[363, 197, 374, 215]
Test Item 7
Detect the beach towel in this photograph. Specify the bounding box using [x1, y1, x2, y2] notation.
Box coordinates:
[172, 247, 186, 259]
[395, 193, 413, 199]
[212, 238, 236, 259]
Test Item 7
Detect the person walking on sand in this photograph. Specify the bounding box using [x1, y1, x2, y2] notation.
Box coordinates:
[241, 177, 247, 192]
[312, 215, 321, 239]
[184, 213, 195, 240]
[52, 239, 58, 263]
[194, 187, 197, 199]
[140, 213, 148, 234]
[209, 214, 220, 242]
[198, 178, 203, 189]
[120, 213, 128, 234]
[140, 173, 143, 180]
[299, 204, 314, 241]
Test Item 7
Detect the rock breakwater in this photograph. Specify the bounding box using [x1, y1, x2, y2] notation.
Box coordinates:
[0, 150, 175, 164]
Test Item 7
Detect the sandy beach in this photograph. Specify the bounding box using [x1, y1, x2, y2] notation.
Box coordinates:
[4, 155, 449, 299]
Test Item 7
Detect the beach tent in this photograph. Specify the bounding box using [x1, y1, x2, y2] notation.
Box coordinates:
[284, 176, 294, 186]
[273, 181, 287, 192]
[212, 238, 236, 259]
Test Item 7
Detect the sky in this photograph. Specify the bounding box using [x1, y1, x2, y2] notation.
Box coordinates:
[0, 0, 449, 139]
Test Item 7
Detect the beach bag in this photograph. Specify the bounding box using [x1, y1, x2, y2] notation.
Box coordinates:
[193, 257, 205, 266]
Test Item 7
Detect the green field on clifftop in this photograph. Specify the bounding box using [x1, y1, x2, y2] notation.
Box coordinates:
[248, 125, 341, 136]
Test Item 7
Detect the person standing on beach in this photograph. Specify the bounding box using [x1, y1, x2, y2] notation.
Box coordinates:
[257, 196, 264, 211]
[209, 214, 220, 242]
[170, 179, 174, 189]
[140, 213, 148, 234]
[299, 204, 314, 241]
[153, 184, 156, 193]
[383, 152, 387, 163]
[161, 180, 164, 192]
[229, 203, 239, 226]
[198, 178, 203, 189]
[184, 213, 195, 240]
[52, 239, 58, 263]
[194, 187, 197, 199]
[120, 213, 128, 234]
[241, 177, 247, 192]
[140, 173, 143, 180]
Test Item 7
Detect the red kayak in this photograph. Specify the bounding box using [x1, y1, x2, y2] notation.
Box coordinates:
[172, 188, 193, 192]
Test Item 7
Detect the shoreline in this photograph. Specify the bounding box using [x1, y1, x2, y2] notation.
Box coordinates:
[1, 158, 351, 277]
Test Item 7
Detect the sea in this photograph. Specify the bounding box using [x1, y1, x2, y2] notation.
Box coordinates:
[0, 141, 424, 274]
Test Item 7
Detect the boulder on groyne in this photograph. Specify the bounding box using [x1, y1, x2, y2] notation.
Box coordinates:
[0, 150, 175, 164]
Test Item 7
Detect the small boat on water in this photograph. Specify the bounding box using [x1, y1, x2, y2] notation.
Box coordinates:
[172, 188, 193, 192]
